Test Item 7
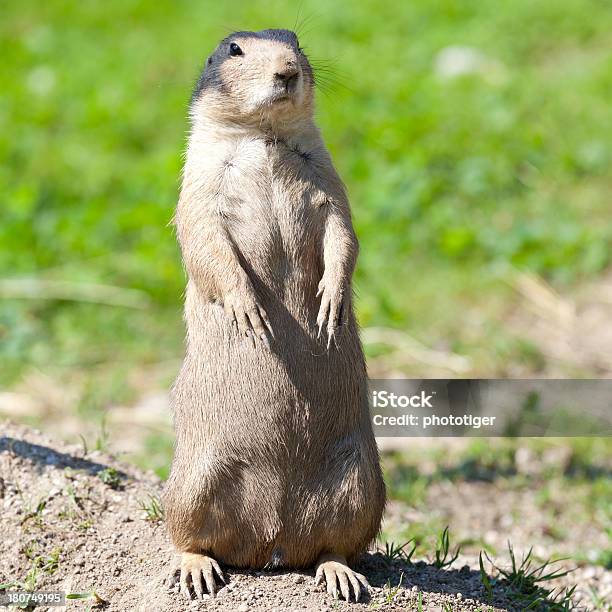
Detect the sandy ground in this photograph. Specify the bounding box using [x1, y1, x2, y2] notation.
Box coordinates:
[1, 422, 609, 611]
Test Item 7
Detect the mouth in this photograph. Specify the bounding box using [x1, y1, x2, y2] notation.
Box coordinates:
[269, 89, 294, 105]
[285, 73, 299, 94]
[268, 74, 300, 104]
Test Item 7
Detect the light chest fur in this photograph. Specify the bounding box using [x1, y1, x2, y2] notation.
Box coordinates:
[181, 126, 343, 299]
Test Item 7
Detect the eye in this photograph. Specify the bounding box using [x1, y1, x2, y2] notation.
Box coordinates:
[229, 42, 243, 57]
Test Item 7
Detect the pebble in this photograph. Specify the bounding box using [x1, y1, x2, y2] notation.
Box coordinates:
[7, 425, 610, 612]
[582, 566, 596, 579]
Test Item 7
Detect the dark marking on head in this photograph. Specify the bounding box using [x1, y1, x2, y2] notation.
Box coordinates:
[256, 29, 299, 47]
[190, 28, 311, 109]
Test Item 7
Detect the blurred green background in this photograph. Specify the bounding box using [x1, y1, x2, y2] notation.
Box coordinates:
[1, 2, 611, 601]
[2, 0, 612, 430]
[2, 0, 612, 391]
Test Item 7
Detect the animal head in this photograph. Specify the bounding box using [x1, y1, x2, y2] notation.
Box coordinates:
[190, 29, 315, 129]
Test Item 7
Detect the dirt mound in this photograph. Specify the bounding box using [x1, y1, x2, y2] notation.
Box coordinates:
[0, 422, 599, 611]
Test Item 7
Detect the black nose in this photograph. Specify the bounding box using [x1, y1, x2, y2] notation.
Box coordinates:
[274, 67, 299, 82]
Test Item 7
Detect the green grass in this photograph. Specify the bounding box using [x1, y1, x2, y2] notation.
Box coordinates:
[1, 0, 611, 389]
[138, 494, 164, 522]
[98, 466, 122, 489]
[433, 526, 461, 569]
[0, 11, 610, 597]
[383, 438, 612, 567]
[483, 544, 577, 611]
[379, 540, 417, 566]
[379, 530, 579, 610]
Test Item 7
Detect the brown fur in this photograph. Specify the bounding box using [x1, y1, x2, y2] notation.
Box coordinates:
[164, 30, 385, 573]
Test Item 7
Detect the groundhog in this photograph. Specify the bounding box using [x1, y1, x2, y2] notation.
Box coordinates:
[163, 28, 386, 602]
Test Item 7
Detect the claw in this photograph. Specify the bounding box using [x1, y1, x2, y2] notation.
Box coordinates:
[179, 571, 193, 600]
[338, 571, 350, 601]
[315, 555, 368, 603]
[326, 569, 338, 599]
[192, 569, 204, 599]
[178, 553, 225, 600]
[316, 281, 347, 350]
[327, 321, 341, 350]
[349, 574, 361, 602]
[211, 558, 226, 584]
[259, 307, 275, 338]
[203, 566, 216, 597]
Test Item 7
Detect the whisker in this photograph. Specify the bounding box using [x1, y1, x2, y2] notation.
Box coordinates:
[220, 25, 241, 37]
[295, 12, 320, 40]
[311, 66, 353, 95]
[293, 0, 305, 33]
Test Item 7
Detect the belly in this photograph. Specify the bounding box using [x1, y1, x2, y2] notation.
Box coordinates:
[180, 287, 366, 433]
[223, 181, 327, 308]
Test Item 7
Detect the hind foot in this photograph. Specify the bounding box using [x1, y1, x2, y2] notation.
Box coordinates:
[177, 552, 225, 599]
[315, 553, 369, 602]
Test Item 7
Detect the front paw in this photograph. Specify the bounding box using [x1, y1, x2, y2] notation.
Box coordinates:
[223, 285, 274, 348]
[316, 277, 349, 349]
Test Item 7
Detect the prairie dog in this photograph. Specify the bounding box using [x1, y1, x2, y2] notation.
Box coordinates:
[164, 29, 386, 602]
